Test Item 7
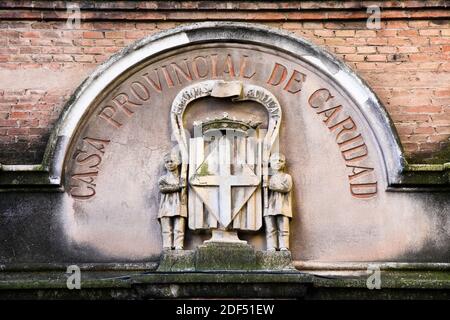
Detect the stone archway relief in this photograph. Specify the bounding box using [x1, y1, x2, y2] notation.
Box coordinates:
[59, 25, 394, 204]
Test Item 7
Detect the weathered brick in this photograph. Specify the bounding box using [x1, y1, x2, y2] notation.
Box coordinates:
[355, 30, 376, 37]
[414, 127, 435, 134]
[398, 46, 419, 53]
[397, 30, 419, 37]
[405, 106, 442, 113]
[365, 55, 387, 62]
[334, 46, 356, 54]
[418, 29, 440, 36]
[105, 31, 125, 39]
[357, 46, 377, 54]
[83, 31, 104, 39]
[335, 30, 355, 37]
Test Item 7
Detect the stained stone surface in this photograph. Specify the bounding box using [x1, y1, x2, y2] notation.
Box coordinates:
[156, 243, 296, 271]
[0, 23, 449, 268]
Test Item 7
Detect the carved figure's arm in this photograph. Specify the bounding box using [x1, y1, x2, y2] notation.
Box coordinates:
[269, 174, 293, 193]
[159, 177, 182, 193]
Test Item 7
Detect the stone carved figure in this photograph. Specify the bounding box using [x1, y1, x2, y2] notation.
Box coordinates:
[264, 153, 293, 251]
[158, 151, 187, 250]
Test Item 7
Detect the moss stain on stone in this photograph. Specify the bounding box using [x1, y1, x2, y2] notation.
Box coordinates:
[198, 163, 210, 176]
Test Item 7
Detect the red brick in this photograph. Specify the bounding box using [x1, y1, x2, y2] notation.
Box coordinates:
[405, 106, 442, 113]
[355, 30, 376, 37]
[398, 46, 419, 53]
[414, 127, 435, 134]
[436, 126, 450, 134]
[419, 29, 440, 36]
[357, 46, 376, 54]
[10, 112, 29, 119]
[365, 55, 387, 62]
[334, 46, 356, 54]
[73, 55, 95, 63]
[7, 128, 29, 135]
[335, 30, 355, 37]
[314, 30, 334, 37]
[366, 38, 388, 46]
[21, 31, 40, 38]
[83, 31, 104, 39]
[95, 39, 115, 46]
[385, 21, 409, 29]
[397, 30, 418, 37]
[105, 31, 125, 39]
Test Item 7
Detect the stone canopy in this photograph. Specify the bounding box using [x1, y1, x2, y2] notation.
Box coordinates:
[0, 22, 449, 266]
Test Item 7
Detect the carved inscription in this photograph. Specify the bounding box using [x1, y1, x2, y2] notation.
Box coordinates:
[308, 88, 378, 198]
[267, 62, 307, 94]
[69, 137, 110, 200]
[97, 53, 256, 129]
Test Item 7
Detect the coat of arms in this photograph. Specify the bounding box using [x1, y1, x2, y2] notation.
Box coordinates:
[157, 80, 293, 251]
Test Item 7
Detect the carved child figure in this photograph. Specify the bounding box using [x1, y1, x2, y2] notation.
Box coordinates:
[265, 153, 293, 251]
[158, 151, 187, 250]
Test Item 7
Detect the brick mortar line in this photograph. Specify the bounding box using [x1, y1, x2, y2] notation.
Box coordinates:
[0, 6, 449, 11]
[0, 1, 448, 10]
[0, 9, 449, 21]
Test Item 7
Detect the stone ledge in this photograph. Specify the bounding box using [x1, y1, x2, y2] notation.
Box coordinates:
[1, 270, 449, 299]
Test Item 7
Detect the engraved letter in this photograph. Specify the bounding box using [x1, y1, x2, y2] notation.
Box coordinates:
[308, 88, 334, 109]
[130, 81, 150, 101]
[70, 186, 96, 200]
[142, 70, 163, 93]
[350, 182, 378, 198]
[318, 105, 343, 126]
[223, 54, 236, 78]
[346, 164, 374, 181]
[75, 151, 102, 169]
[83, 137, 110, 154]
[239, 55, 256, 79]
[112, 93, 142, 117]
[192, 56, 209, 79]
[210, 54, 218, 78]
[284, 69, 306, 94]
[171, 59, 194, 84]
[333, 117, 357, 142]
[161, 66, 175, 88]
[341, 142, 368, 162]
[267, 62, 287, 87]
[98, 106, 122, 128]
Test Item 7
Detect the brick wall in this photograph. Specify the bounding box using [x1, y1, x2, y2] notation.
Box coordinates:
[0, 1, 449, 165]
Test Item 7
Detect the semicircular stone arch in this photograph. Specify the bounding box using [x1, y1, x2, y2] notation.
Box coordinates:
[53, 22, 429, 262]
[49, 22, 404, 187]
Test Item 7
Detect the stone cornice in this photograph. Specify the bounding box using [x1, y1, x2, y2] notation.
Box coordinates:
[0, 1, 448, 21]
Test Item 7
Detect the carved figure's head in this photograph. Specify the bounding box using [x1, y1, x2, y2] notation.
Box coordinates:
[269, 153, 286, 171]
[164, 150, 181, 171]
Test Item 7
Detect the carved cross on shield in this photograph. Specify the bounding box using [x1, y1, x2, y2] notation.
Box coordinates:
[190, 134, 260, 228]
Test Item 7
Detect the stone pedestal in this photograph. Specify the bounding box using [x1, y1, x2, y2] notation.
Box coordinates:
[157, 242, 296, 272]
[195, 242, 257, 271]
[157, 249, 196, 272]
